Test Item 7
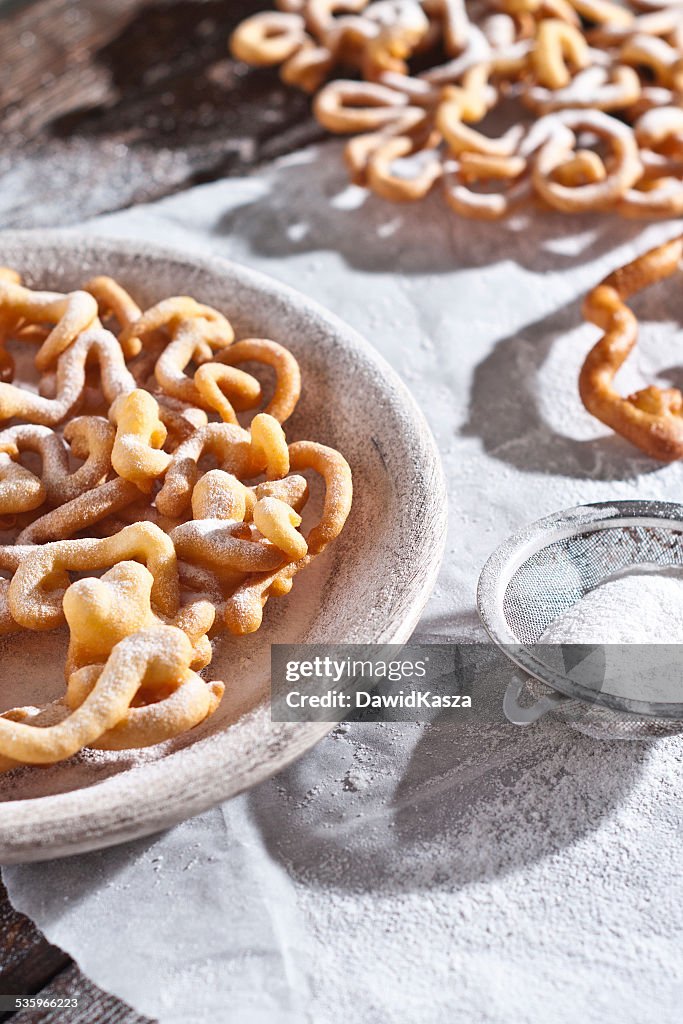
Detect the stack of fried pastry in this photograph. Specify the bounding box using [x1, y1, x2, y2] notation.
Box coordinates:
[0, 267, 352, 771]
[232, 0, 683, 219]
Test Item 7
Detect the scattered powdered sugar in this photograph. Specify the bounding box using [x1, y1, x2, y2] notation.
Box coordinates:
[7, 712, 683, 1024]
[258, 718, 683, 1024]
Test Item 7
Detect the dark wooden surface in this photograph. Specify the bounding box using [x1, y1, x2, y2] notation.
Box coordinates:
[0, 0, 322, 227]
[0, 0, 318, 1019]
[0, 881, 150, 1022]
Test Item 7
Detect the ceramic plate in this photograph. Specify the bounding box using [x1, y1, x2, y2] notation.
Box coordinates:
[0, 232, 447, 862]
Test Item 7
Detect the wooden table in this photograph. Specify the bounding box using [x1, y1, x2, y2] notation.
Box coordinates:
[0, 0, 320, 1018]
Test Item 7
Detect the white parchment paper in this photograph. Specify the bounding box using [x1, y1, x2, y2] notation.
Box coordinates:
[4, 142, 683, 1023]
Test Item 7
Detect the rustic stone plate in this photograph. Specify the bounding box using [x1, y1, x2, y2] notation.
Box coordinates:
[0, 232, 447, 862]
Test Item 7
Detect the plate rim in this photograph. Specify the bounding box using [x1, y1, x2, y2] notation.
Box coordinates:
[0, 229, 447, 862]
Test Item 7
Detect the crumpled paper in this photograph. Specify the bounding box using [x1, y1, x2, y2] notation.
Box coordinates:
[4, 142, 683, 1024]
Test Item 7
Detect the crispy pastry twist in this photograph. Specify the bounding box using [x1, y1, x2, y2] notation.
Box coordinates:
[0, 267, 352, 770]
[579, 236, 683, 460]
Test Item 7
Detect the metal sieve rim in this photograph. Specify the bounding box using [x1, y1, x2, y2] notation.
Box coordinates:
[476, 500, 683, 719]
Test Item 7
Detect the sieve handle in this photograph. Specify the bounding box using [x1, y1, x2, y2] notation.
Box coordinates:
[503, 674, 570, 725]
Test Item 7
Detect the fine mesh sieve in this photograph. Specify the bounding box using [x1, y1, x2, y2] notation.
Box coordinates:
[477, 501, 683, 737]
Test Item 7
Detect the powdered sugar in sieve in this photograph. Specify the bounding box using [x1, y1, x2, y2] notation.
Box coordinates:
[477, 500, 683, 737]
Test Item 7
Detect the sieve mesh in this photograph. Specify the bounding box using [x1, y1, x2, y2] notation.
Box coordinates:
[504, 525, 683, 644]
[521, 674, 682, 740]
[477, 502, 683, 736]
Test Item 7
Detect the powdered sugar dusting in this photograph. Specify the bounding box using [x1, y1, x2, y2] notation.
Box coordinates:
[540, 573, 683, 646]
